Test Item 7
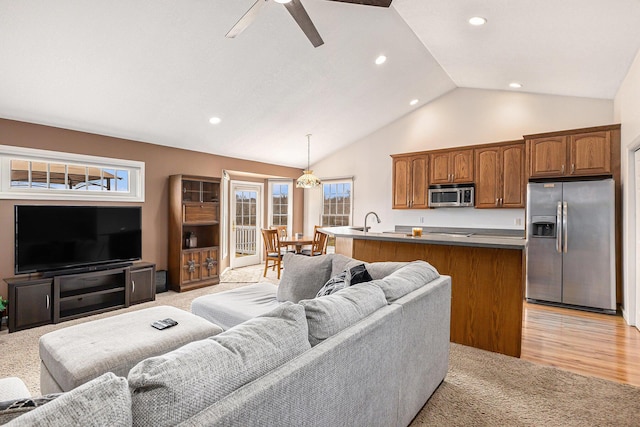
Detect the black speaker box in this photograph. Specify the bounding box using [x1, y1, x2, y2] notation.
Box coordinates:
[155, 270, 168, 293]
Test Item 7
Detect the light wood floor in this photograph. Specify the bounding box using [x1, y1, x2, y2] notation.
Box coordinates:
[521, 301, 640, 387]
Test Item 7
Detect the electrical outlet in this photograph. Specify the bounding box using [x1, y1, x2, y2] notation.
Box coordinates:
[419, 217, 424, 223]
[515, 218, 522, 226]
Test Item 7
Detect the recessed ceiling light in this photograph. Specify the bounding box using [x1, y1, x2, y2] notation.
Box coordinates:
[409, 99, 419, 106]
[209, 117, 222, 125]
[468, 16, 487, 26]
[274, 0, 292, 3]
[509, 82, 523, 89]
[375, 55, 387, 65]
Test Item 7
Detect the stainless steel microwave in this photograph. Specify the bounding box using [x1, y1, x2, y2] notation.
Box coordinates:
[428, 184, 474, 207]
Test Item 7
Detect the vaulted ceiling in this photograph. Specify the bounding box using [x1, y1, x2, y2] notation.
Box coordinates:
[1, 0, 639, 169]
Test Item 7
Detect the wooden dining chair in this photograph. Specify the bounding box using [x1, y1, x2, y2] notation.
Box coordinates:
[271, 225, 293, 254]
[301, 227, 328, 257]
[272, 225, 288, 239]
[261, 228, 283, 279]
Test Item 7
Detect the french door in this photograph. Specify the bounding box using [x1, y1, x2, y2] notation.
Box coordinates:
[635, 149, 640, 331]
[230, 181, 263, 268]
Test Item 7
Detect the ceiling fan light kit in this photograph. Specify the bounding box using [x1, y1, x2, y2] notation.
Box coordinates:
[226, 0, 393, 48]
[296, 134, 321, 189]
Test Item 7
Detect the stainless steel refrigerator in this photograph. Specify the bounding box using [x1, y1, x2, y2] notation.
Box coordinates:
[526, 179, 616, 313]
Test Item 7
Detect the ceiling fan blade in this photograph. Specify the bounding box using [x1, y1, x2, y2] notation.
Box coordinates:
[326, 0, 392, 7]
[226, 0, 267, 39]
[283, 0, 324, 48]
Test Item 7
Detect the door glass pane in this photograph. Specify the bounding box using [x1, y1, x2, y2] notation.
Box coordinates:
[235, 190, 257, 257]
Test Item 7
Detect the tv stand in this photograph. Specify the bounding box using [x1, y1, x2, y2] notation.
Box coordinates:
[42, 262, 134, 278]
[4, 262, 156, 332]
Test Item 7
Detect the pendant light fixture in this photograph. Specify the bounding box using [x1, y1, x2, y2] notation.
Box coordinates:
[296, 134, 321, 189]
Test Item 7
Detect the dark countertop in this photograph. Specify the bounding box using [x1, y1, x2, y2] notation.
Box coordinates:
[321, 226, 527, 250]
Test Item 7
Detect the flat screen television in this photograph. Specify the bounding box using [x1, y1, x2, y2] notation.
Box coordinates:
[15, 205, 142, 275]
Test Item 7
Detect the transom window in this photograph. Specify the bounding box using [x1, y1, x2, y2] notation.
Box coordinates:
[0, 145, 144, 201]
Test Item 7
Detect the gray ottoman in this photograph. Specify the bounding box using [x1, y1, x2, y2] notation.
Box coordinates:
[191, 282, 282, 331]
[39, 305, 223, 394]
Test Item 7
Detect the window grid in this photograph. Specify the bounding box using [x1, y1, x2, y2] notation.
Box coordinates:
[321, 180, 352, 227]
[271, 183, 289, 227]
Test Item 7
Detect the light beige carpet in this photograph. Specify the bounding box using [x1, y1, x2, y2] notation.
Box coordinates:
[413, 343, 640, 426]
[1, 263, 639, 426]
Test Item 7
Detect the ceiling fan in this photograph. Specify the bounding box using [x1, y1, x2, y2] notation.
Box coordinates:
[226, 0, 393, 48]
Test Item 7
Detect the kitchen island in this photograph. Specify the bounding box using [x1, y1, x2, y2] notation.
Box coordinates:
[323, 226, 527, 357]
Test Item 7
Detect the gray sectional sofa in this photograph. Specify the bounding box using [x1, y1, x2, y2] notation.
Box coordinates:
[2, 254, 451, 426]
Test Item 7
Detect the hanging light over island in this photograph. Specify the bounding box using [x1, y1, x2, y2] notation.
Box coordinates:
[296, 134, 321, 189]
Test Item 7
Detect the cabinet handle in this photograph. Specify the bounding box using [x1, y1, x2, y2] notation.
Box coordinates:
[500, 198, 503, 206]
[46, 294, 50, 309]
[496, 198, 499, 206]
[132, 280, 136, 294]
[561, 164, 565, 174]
[571, 164, 575, 174]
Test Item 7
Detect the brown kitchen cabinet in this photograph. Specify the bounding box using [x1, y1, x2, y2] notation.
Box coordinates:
[391, 153, 429, 209]
[430, 148, 474, 184]
[474, 141, 525, 208]
[169, 174, 221, 292]
[526, 126, 617, 178]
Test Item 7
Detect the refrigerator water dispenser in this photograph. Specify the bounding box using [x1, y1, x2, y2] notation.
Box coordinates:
[530, 215, 556, 238]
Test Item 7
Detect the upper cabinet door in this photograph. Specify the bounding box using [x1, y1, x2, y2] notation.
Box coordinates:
[569, 131, 611, 176]
[451, 149, 474, 183]
[410, 155, 429, 209]
[501, 144, 525, 208]
[430, 152, 451, 184]
[474, 147, 501, 208]
[392, 156, 410, 209]
[430, 149, 473, 184]
[528, 136, 567, 178]
[391, 154, 428, 209]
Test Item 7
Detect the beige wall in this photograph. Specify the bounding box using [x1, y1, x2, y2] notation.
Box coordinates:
[307, 88, 614, 235]
[0, 118, 304, 297]
[614, 47, 640, 326]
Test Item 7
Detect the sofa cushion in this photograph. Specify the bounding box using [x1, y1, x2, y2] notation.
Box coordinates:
[191, 282, 280, 330]
[129, 302, 311, 427]
[300, 283, 387, 346]
[5, 373, 130, 427]
[371, 261, 440, 303]
[316, 263, 372, 297]
[344, 260, 408, 280]
[276, 253, 333, 303]
[0, 377, 30, 402]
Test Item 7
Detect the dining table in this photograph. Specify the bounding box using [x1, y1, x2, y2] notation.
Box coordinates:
[280, 235, 314, 254]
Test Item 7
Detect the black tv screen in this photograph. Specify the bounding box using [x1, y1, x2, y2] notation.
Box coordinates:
[15, 205, 142, 274]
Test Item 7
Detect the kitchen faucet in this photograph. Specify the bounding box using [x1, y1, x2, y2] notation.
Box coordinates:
[363, 211, 381, 233]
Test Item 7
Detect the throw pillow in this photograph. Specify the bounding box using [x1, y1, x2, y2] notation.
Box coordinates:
[300, 283, 387, 346]
[276, 253, 333, 303]
[371, 260, 440, 303]
[4, 373, 131, 427]
[128, 302, 311, 427]
[316, 263, 372, 297]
